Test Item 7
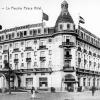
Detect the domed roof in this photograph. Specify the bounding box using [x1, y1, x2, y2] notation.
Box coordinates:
[55, 12, 74, 28]
[54, 0, 74, 31]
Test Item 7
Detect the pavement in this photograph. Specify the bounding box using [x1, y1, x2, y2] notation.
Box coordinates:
[0, 90, 100, 100]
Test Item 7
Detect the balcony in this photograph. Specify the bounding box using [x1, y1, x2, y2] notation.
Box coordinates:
[34, 68, 52, 73]
[64, 55, 72, 60]
[38, 45, 47, 50]
[59, 42, 75, 48]
[40, 57, 46, 61]
[14, 59, 19, 63]
[3, 50, 8, 54]
[25, 47, 33, 51]
[13, 48, 19, 52]
[26, 58, 31, 62]
[63, 66, 75, 72]
[3, 60, 8, 64]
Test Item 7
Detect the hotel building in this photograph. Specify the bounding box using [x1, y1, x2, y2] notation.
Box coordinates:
[0, 1, 100, 92]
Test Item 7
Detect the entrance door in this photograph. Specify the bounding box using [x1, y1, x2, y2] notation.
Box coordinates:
[67, 83, 74, 92]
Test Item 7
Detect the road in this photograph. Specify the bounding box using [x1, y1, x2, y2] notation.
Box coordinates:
[0, 90, 100, 100]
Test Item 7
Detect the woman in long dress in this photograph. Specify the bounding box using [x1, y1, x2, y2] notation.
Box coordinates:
[31, 87, 36, 99]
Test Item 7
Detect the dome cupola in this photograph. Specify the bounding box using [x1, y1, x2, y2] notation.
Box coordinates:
[55, 0, 75, 32]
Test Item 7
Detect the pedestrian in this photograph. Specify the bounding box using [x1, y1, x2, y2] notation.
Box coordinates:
[31, 87, 36, 99]
[91, 86, 95, 96]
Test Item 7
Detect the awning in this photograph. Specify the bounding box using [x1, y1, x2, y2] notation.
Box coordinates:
[64, 74, 77, 83]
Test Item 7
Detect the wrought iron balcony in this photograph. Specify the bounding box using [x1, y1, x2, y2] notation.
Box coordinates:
[25, 47, 32, 51]
[40, 57, 46, 61]
[26, 58, 31, 62]
[14, 59, 19, 63]
[34, 67, 52, 73]
[60, 42, 75, 48]
[3, 50, 8, 54]
[13, 48, 19, 52]
[39, 45, 47, 50]
[63, 66, 75, 72]
[64, 55, 72, 59]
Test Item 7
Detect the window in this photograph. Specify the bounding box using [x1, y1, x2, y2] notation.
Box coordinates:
[0, 46, 2, 50]
[1, 35, 4, 40]
[40, 51, 45, 57]
[15, 54, 18, 59]
[33, 29, 37, 36]
[39, 40, 44, 46]
[0, 56, 2, 60]
[39, 77, 48, 87]
[29, 30, 33, 35]
[26, 41, 31, 47]
[34, 62, 37, 67]
[21, 41, 24, 46]
[59, 24, 63, 30]
[17, 32, 20, 37]
[24, 31, 27, 36]
[0, 65, 2, 68]
[4, 55, 7, 60]
[48, 38, 52, 42]
[67, 24, 70, 29]
[49, 50, 52, 55]
[34, 40, 37, 44]
[9, 43, 12, 47]
[21, 63, 24, 67]
[26, 78, 33, 88]
[21, 53, 24, 58]
[15, 63, 18, 69]
[27, 62, 31, 69]
[3, 45, 8, 50]
[38, 29, 41, 34]
[12, 33, 15, 38]
[20, 31, 23, 38]
[49, 61, 52, 66]
[15, 43, 18, 48]
[40, 61, 45, 68]
[27, 52, 31, 58]
[34, 51, 37, 56]
[83, 78, 86, 86]
[10, 54, 12, 59]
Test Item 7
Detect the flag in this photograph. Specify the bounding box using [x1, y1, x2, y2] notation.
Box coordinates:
[79, 16, 85, 24]
[42, 12, 49, 21]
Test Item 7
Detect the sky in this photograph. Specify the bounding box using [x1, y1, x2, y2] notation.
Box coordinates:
[0, 0, 100, 37]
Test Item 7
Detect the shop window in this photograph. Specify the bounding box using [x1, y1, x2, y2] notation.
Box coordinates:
[26, 78, 33, 88]
[39, 77, 48, 87]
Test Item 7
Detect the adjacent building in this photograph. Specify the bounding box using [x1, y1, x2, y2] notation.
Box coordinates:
[0, 0, 100, 92]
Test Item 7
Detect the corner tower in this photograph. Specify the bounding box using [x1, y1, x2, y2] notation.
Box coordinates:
[55, 0, 75, 32]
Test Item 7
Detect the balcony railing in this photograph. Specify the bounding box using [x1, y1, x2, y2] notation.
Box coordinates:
[40, 57, 46, 61]
[34, 68, 52, 73]
[64, 55, 72, 59]
[3, 50, 8, 54]
[39, 45, 47, 50]
[25, 47, 32, 51]
[13, 48, 19, 52]
[14, 59, 19, 63]
[63, 66, 75, 72]
[26, 58, 31, 62]
[60, 42, 75, 48]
